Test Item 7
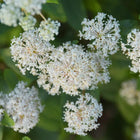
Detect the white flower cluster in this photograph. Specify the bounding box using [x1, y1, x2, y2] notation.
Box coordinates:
[38, 18, 61, 41]
[0, 92, 5, 121]
[10, 29, 54, 75]
[37, 42, 110, 96]
[63, 93, 103, 136]
[19, 15, 36, 31]
[79, 12, 121, 57]
[4, 0, 46, 15]
[0, 0, 46, 27]
[134, 115, 140, 140]
[0, 4, 22, 27]
[119, 80, 140, 105]
[0, 81, 43, 133]
[122, 29, 140, 73]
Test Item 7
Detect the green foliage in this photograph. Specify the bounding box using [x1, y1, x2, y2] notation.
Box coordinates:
[60, 0, 86, 30]
[1, 112, 14, 127]
[22, 136, 31, 140]
[38, 95, 62, 132]
[47, 0, 59, 4]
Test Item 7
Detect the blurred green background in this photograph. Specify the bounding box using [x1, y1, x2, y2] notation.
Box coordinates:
[0, 0, 140, 139]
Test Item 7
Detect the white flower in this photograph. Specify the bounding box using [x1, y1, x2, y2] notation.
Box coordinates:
[0, 4, 22, 27]
[134, 115, 140, 140]
[19, 15, 36, 31]
[0, 92, 5, 121]
[4, 0, 46, 15]
[38, 18, 61, 41]
[119, 80, 140, 105]
[4, 81, 43, 133]
[122, 29, 140, 73]
[10, 29, 54, 75]
[63, 93, 103, 136]
[37, 42, 110, 96]
[79, 12, 121, 57]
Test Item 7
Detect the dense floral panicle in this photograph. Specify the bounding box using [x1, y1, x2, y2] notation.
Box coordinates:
[134, 116, 140, 140]
[63, 93, 103, 136]
[0, 4, 22, 26]
[19, 15, 36, 31]
[122, 29, 140, 73]
[37, 42, 110, 96]
[4, 81, 43, 133]
[119, 80, 140, 105]
[79, 12, 120, 57]
[10, 29, 54, 75]
[4, 0, 46, 15]
[38, 18, 61, 41]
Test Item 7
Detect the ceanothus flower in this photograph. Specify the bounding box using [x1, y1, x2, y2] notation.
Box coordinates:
[119, 80, 140, 105]
[4, 0, 46, 15]
[37, 42, 111, 96]
[63, 93, 103, 136]
[10, 29, 54, 75]
[0, 4, 22, 27]
[19, 15, 36, 31]
[79, 12, 121, 57]
[4, 81, 43, 133]
[38, 18, 61, 42]
[122, 29, 140, 73]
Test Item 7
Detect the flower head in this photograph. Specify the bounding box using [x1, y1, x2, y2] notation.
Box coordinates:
[4, 0, 46, 15]
[79, 12, 120, 57]
[0, 4, 22, 26]
[38, 18, 61, 42]
[19, 15, 36, 31]
[4, 81, 43, 133]
[63, 93, 103, 136]
[119, 80, 140, 105]
[37, 42, 110, 96]
[122, 29, 140, 73]
[10, 29, 54, 75]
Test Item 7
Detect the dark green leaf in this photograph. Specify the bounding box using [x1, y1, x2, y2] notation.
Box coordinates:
[43, 3, 66, 22]
[60, 0, 86, 30]
[4, 69, 18, 90]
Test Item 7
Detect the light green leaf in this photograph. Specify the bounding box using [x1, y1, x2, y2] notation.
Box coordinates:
[22, 136, 31, 140]
[47, 0, 59, 4]
[1, 112, 14, 127]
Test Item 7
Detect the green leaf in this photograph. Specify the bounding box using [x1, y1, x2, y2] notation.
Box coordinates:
[47, 0, 59, 4]
[22, 136, 31, 140]
[1, 112, 14, 127]
[38, 95, 62, 132]
[0, 126, 3, 140]
[4, 69, 18, 90]
[120, 20, 139, 41]
[60, 0, 86, 30]
[75, 135, 94, 140]
[43, 3, 67, 22]
[117, 96, 139, 124]
[83, 0, 101, 13]
[0, 48, 36, 85]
